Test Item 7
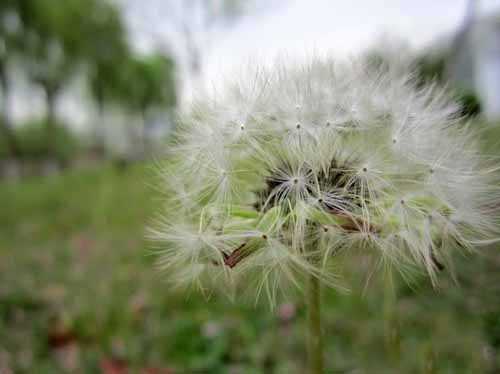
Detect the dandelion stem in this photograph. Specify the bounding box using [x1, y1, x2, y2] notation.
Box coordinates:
[383, 271, 400, 365]
[306, 272, 324, 374]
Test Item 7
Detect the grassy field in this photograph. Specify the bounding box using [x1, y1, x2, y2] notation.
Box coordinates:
[1, 161, 499, 373]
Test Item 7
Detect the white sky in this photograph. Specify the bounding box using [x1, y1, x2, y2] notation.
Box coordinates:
[123, 0, 500, 102]
[207, 1, 499, 81]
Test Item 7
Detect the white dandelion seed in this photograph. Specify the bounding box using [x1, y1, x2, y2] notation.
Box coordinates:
[151, 56, 500, 306]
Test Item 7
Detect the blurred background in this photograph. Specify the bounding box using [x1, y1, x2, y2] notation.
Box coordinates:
[1, 0, 500, 372]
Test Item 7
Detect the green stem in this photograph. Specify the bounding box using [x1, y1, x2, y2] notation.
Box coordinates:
[307, 273, 324, 374]
[383, 271, 400, 365]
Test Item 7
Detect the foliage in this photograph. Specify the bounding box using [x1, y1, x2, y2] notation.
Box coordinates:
[0, 0, 178, 160]
[120, 54, 177, 116]
[455, 89, 482, 118]
[0, 124, 10, 159]
[86, 1, 130, 110]
[414, 53, 448, 86]
[7, 119, 79, 163]
[16, 0, 88, 94]
[0, 0, 22, 68]
[415, 53, 482, 118]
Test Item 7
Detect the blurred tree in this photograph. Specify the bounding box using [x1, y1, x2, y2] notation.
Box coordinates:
[2, 0, 178, 164]
[17, 0, 84, 155]
[0, 0, 22, 158]
[85, 1, 130, 155]
[14, 118, 79, 165]
[415, 53, 482, 118]
[415, 54, 448, 86]
[17, 0, 130, 157]
[119, 53, 177, 152]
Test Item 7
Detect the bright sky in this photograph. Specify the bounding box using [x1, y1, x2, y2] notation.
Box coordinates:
[208, 1, 499, 79]
[123, 0, 500, 102]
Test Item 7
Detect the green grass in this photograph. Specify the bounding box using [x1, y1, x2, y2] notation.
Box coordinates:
[1, 161, 499, 373]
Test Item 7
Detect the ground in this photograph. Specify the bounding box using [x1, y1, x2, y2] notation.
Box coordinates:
[1, 142, 499, 372]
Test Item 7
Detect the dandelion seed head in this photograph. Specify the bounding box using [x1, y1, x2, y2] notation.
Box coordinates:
[152, 55, 500, 305]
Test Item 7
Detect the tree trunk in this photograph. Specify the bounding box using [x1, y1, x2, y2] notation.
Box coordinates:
[141, 108, 149, 157]
[383, 271, 400, 367]
[0, 70, 21, 158]
[94, 97, 107, 158]
[44, 86, 57, 158]
[306, 273, 324, 374]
